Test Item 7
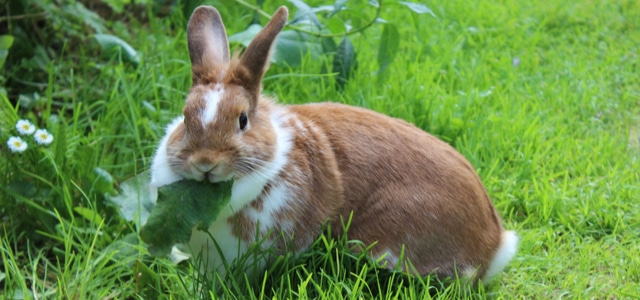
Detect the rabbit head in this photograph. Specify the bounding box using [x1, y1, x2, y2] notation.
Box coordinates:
[151, 6, 289, 187]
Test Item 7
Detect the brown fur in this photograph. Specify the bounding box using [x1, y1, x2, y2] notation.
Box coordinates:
[288, 103, 502, 278]
[168, 5, 508, 282]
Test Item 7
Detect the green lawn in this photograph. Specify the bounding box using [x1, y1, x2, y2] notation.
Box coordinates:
[1, 0, 639, 298]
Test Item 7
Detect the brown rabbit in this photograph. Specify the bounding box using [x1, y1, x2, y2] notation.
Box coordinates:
[150, 5, 517, 283]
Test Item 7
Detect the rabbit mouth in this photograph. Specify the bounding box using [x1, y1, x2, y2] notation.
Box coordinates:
[181, 170, 232, 183]
[207, 172, 233, 183]
[182, 162, 233, 183]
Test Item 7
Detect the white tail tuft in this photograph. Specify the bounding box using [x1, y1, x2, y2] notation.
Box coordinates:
[483, 230, 518, 282]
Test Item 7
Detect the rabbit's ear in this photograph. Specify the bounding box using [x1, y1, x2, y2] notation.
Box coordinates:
[187, 6, 230, 84]
[232, 6, 288, 96]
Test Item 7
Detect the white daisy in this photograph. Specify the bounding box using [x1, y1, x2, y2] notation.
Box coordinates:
[33, 129, 54, 146]
[7, 136, 28, 153]
[16, 119, 36, 135]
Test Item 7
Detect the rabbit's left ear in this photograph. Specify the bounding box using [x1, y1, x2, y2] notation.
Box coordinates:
[187, 6, 230, 84]
[231, 6, 288, 95]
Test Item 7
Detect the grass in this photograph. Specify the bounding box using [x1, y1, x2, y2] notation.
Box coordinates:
[1, 0, 639, 298]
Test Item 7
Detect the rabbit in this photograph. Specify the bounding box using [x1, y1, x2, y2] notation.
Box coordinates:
[149, 5, 518, 283]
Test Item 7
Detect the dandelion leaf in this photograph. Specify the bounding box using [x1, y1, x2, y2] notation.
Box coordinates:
[139, 180, 232, 257]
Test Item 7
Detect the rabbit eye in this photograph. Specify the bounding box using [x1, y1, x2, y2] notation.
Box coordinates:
[239, 112, 248, 130]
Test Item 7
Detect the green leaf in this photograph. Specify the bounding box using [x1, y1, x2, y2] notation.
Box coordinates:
[229, 24, 263, 47]
[321, 36, 337, 54]
[139, 180, 233, 257]
[94, 34, 140, 66]
[92, 167, 116, 196]
[377, 23, 400, 74]
[332, 36, 357, 89]
[325, 17, 346, 35]
[331, 0, 348, 17]
[108, 170, 156, 226]
[60, 2, 106, 34]
[0, 35, 14, 69]
[399, 2, 438, 19]
[74, 206, 105, 225]
[289, 0, 322, 28]
[273, 30, 323, 67]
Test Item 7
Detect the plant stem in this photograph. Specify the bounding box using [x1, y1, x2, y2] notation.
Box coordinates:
[233, 0, 273, 19]
[0, 12, 49, 22]
[232, 0, 384, 38]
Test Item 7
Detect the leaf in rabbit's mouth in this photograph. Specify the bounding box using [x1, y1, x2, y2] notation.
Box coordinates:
[139, 179, 233, 257]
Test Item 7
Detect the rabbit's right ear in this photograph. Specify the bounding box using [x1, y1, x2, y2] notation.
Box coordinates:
[187, 6, 230, 84]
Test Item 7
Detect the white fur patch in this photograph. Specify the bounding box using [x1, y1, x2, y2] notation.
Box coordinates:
[201, 84, 224, 127]
[150, 116, 185, 189]
[483, 230, 518, 281]
[246, 184, 290, 232]
[216, 107, 293, 222]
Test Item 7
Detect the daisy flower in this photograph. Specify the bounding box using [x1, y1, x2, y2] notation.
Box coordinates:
[16, 119, 36, 135]
[33, 129, 54, 146]
[7, 136, 28, 153]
